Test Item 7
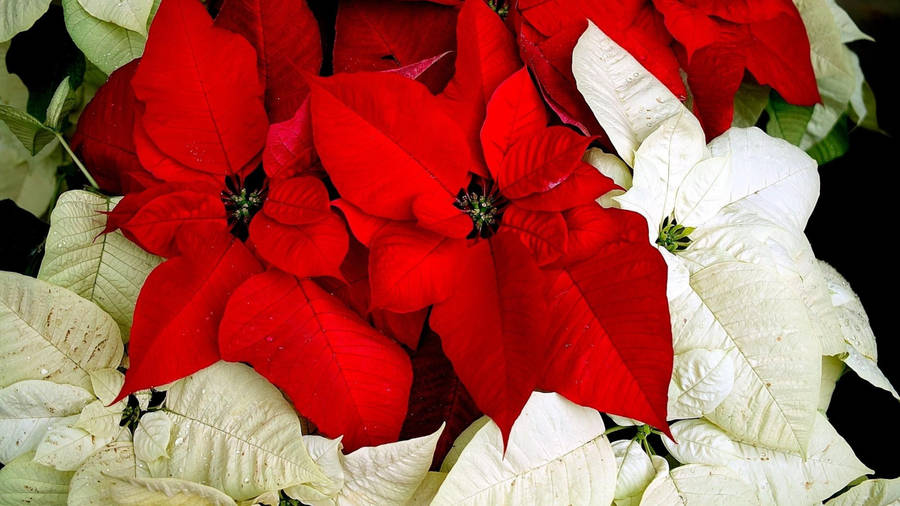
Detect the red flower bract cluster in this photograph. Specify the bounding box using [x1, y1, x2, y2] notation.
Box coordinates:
[79, 0, 675, 452]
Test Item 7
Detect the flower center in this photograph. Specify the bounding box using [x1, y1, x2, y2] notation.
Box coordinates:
[657, 215, 694, 253]
[221, 169, 268, 241]
[454, 177, 506, 239]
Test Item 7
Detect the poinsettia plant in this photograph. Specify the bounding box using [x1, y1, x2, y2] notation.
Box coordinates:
[0, 0, 896, 504]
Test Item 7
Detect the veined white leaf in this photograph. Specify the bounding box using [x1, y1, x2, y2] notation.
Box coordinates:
[668, 349, 734, 420]
[0, 451, 73, 505]
[826, 478, 900, 506]
[33, 423, 121, 471]
[160, 361, 328, 501]
[88, 368, 125, 406]
[819, 356, 845, 413]
[67, 441, 149, 505]
[431, 392, 617, 505]
[61, 0, 155, 75]
[0, 380, 93, 463]
[664, 415, 872, 505]
[819, 261, 899, 399]
[39, 190, 163, 340]
[611, 439, 654, 506]
[639, 460, 760, 506]
[583, 147, 631, 208]
[0, 271, 123, 391]
[77, 0, 153, 35]
[133, 411, 173, 465]
[106, 476, 237, 505]
[572, 21, 683, 166]
[73, 399, 125, 439]
[0, 0, 53, 42]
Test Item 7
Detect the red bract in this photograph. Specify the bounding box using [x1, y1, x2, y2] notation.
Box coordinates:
[310, 2, 672, 441]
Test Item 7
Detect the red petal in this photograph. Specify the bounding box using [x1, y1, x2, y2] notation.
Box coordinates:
[399, 330, 481, 467]
[309, 72, 471, 220]
[262, 176, 331, 226]
[70, 61, 158, 194]
[385, 51, 454, 81]
[334, 0, 457, 76]
[412, 194, 472, 239]
[560, 204, 650, 264]
[219, 270, 413, 450]
[439, 0, 521, 168]
[248, 211, 348, 280]
[332, 199, 393, 248]
[540, 204, 672, 432]
[263, 97, 317, 179]
[513, 161, 619, 212]
[498, 126, 593, 200]
[480, 67, 549, 178]
[430, 232, 550, 443]
[371, 308, 429, 351]
[133, 119, 221, 184]
[116, 233, 262, 401]
[118, 189, 229, 258]
[499, 205, 567, 266]
[317, 236, 372, 318]
[214, 0, 322, 122]
[132, 0, 268, 177]
[368, 222, 467, 313]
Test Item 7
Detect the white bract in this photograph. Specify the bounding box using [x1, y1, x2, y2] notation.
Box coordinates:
[430, 392, 617, 505]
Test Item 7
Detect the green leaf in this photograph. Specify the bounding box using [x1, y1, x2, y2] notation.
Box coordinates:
[849, 81, 882, 132]
[61, 0, 158, 75]
[0, 0, 53, 42]
[38, 190, 163, 340]
[806, 115, 849, 164]
[0, 104, 57, 154]
[766, 93, 814, 146]
[732, 82, 770, 128]
[44, 77, 78, 131]
[77, 0, 154, 35]
[0, 451, 73, 505]
[0, 271, 123, 392]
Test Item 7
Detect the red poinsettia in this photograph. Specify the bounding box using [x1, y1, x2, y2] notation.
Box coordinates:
[309, 0, 673, 440]
[513, 0, 819, 139]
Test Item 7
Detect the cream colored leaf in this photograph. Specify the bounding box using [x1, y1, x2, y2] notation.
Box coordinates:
[731, 83, 770, 128]
[439, 417, 489, 473]
[161, 361, 328, 501]
[668, 260, 820, 453]
[89, 368, 125, 406]
[74, 399, 124, 439]
[62, 0, 149, 75]
[431, 392, 617, 506]
[607, 414, 642, 427]
[639, 462, 760, 506]
[0, 380, 93, 463]
[67, 441, 149, 505]
[0, 0, 53, 42]
[611, 439, 654, 506]
[820, 261, 899, 400]
[826, 478, 900, 506]
[77, 0, 153, 34]
[39, 190, 163, 340]
[34, 423, 114, 471]
[0, 271, 123, 391]
[134, 411, 173, 465]
[826, 0, 873, 43]
[668, 349, 734, 420]
[406, 472, 446, 506]
[284, 435, 344, 505]
[583, 147, 631, 207]
[106, 476, 237, 505]
[0, 451, 73, 505]
[665, 414, 872, 505]
[336, 425, 443, 506]
[819, 356, 845, 413]
[572, 21, 683, 166]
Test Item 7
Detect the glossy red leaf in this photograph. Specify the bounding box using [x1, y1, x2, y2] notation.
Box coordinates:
[116, 233, 262, 401]
[132, 119, 221, 184]
[430, 232, 550, 443]
[116, 189, 229, 258]
[368, 222, 467, 313]
[400, 330, 481, 468]
[262, 176, 331, 226]
[332, 199, 392, 248]
[371, 308, 429, 351]
[263, 97, 317, 179]
[499, 205, 567, 266]
[512, 161, 619, 212]
[540, 204, 672, 433]
[132, 0, 268, 177]
[385, 51, 454, 81]
[498, 126, 594, 200]
[214, 0, 322, 122]
[248, 211, 348, 280]
[412, 194, 472, 239]
[219, 270, 413, 450]
[317, 236, 372, 318]
[70, 60, 158, 194]
[559, 204, 651, 265]
[309, 72, 472, 221]
[480, 67, 550, 178]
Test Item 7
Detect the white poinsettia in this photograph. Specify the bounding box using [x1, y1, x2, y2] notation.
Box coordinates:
[430, 392, 617, 505]
[664, 415, 872, 505]
[610, 439, 655, 506]
[826, 477, 900, 506]
[638, 454, 759, 506]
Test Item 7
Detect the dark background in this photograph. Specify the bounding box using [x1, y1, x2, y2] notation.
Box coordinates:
[808, 1, 900, 478]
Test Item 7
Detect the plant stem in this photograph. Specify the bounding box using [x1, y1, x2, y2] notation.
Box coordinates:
[56, 132, 99, 189]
